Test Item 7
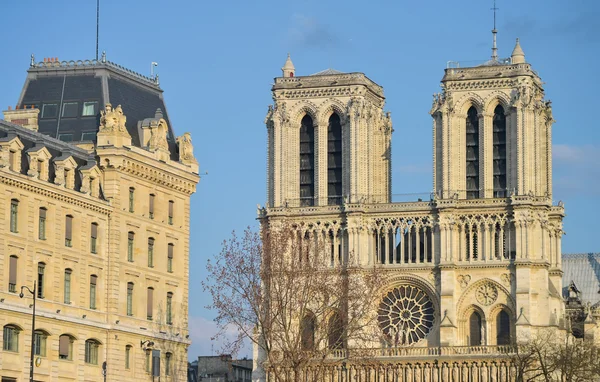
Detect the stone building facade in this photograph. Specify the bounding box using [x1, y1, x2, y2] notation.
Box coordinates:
[0, 56, 199, 381]
[256, 40, 568, 381]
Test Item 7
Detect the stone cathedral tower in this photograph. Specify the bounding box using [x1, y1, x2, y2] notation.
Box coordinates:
[258, 38, 565, 380]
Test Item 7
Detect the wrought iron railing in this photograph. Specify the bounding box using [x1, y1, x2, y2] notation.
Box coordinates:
[330, 345, 516, 359]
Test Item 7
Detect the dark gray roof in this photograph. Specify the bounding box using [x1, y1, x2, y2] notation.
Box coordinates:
[16, 57, 178, 160]
[310, 68, 344, 76]
[562, 253, 600, 305]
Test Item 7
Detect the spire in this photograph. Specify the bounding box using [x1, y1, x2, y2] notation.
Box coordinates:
[281, 53, 295, 78]
[511, 38, 526, 64]
[491, 0, 499, 60]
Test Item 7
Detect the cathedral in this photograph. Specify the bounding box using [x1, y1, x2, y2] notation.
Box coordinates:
[255, 33, 600, 381]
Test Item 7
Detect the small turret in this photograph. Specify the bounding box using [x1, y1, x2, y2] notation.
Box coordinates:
[511, 38, 526, 64]
[281, 54, 295, 78]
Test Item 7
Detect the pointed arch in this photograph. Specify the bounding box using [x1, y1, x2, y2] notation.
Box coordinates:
[455, 92, 485, 116]
[290, 101, 319, 127]
[483, 91, 512, 114]
[300, 311, 317, 351]
[300, 114, 315, 206]
[317, 98, 347, 126]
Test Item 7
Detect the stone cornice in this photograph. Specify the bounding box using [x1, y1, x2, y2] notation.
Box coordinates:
[273, 72, 384, 98]
[0, 171, 111, 214]
[97, 147, 199, 195]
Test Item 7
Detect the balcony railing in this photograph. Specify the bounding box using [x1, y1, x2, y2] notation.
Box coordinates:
[330, 345, 516, 359]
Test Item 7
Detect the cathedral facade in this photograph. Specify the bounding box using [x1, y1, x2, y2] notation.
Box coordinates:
[0, 56, 199, 381]
[256, 39, 568, 381]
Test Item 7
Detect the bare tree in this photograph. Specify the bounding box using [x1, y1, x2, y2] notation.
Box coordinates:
[510, 329, 600, 382]
[203, 224, 385, 381]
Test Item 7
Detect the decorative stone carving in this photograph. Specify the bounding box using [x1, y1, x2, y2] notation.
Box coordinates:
[177, 133, 194, 161]
[500, 273, 513, 286]
[149, 120, 169, 152]
[476, 283, 498, 306]
[100, 103, 128, 133]
[97, 104, 131, 147]
[457, 274, 471, 289]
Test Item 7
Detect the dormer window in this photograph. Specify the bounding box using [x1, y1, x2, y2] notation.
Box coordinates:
[41, 103, 58, 119]
[82, 101, 98, 117]
[62, 102, 78, 118]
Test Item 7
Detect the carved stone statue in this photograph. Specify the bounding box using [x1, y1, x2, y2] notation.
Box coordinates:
[177, 132, 195, 161]
[100, 103, 128, 133]
[149, 120, 169, 151]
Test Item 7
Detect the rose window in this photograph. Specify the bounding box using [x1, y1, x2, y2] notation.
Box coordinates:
[378, 285, 435, 346]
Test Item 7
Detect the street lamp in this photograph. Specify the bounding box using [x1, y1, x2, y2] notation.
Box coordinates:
[19, 281, 36, 382]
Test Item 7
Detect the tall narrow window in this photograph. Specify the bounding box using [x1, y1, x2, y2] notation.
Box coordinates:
[466, 107, 480, 199]
[125, 345, 132, 369]
[165, 352, 172, 375]
[496, 310, 511, 345]
[3, 325, 19, 352]
[299, 115, 315, 206]
[85, 339, 99, 364]
[59, 334, 73, 360]
[10, 199, 18, 233]
[493, 105, 507, 197]
[149, 194, 155, 219]
[127, 282, 134, 316]
[145, 349, 151, 372]
[148, 238, 154, 268]
[129, 187, 135, 213]
[65, 215, 73, 247]
[147, 287, 154, 321]
[469, 311, 483, 346]
[39, 208, 47, 240]
[168, 200, 174, 225]
[33, 330, 47, 357]
[167, 243, 174, 273]
[328, 311, 345, 349]
[64, 269, 72, 304]
[37, 263, 45, 298]
[327, 113, 343, 205]
[90, 223, 98, 254]
[127, 232, 135, 262]
[8, 256, 17, 293]
[300, 314, 316, 350]
[166, 292, 173, 324]
[90, 275, 97, 309]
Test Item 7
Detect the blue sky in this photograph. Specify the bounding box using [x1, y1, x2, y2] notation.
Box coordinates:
[1, 0, 598, 360]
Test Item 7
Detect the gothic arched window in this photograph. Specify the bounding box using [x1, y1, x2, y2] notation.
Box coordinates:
[493, 105, 507, 197]
[496, 310, 511, 345]
[466, 107, 480, 199]
[300, 115, 315, 206]
[469, 311, 483, 346]
[327, 113, 342, 205]
[300, 313, 316, 351]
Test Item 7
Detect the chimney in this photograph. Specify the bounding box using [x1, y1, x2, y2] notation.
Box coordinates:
[3, 105, 40, 132]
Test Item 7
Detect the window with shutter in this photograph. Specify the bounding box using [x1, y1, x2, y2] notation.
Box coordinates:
[59, 335, 73, 360]
[128, 232, 135, 262]
[147, 287, 154, 320]
[168, 200, 174, 225]
[90, 275, 97, 309]
[39, 208, 47, 240]
[149, 194, 155, 219]
[90, 223, 98, 253]
[64, 269, 72, 304]
[8, 256, 17, 293]
[127, 282, 134, 316]
[10, 199, 18, 233]
[167, 243, 174, 273]
[65, 215, 73, 247]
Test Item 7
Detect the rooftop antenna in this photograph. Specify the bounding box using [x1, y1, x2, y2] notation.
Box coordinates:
[151, 62, 158, 78]
[95, 0, 100, 60]
[491, 0, 499, 61]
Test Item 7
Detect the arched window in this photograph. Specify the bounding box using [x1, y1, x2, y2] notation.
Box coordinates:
[469, 311, 483, 346]
[128, 232, 135, 262]
[496, 310, 511, 345]
[3, 324, 20, 352]
[33, 330, 48, 357]
[10, 199, 18, 233]
[300, 313, 316, 350]
[64, 269, 72, 304]
[299, 115, 315, 206]
[328, 311, 345, 349]
[327, 113, 343, 205]
[85, 339, 101, 364]
[8, 255, 17, 293]
[59, 334, 75, 360]
[125, 345, 132, 369]
[127, 282, 134, 316]
[493, 105, 507, 197]
[466, 107, 480, 199]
